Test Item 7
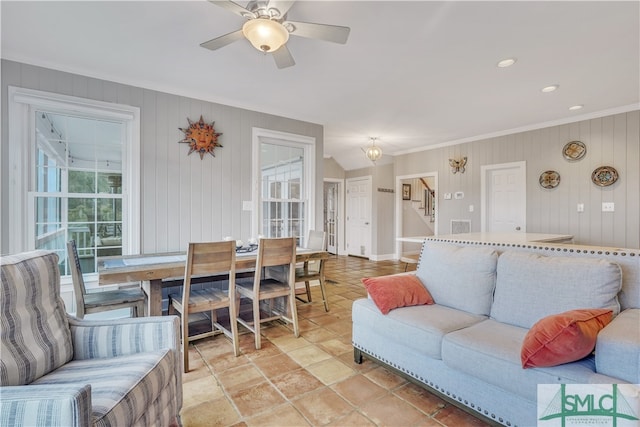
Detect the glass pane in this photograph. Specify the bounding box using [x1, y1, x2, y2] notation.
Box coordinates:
[69, 198, 95, 223]
[290, 181, 300, 200]
[36, 196, 61, 224]
[36, 166, 62, 192]
[68, 142, 96, 168]
[68, 170, 96, 194]
[97, 198, 121, 223]
[98, 173, 122, 194]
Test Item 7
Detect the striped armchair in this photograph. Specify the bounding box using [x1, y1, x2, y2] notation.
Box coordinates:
[1, 251, 183, 427]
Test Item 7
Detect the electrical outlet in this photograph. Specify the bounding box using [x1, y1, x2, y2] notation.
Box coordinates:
[444, 193, 452, 200]
[602, 202, 615, 212]
[577, 203, 584, 213]
[469, 204, 474, 212]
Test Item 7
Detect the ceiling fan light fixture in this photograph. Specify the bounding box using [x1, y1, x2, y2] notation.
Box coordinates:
[242, 18, 289, 53]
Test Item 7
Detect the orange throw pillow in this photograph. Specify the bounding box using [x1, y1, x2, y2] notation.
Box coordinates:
[362, 274, 434, 315]
[521, 309, 613, 369]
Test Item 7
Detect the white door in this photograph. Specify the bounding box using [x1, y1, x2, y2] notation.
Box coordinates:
[481, 161, 526, 233]
[346, 177, 371, 258]
[324, 181, 339, 254]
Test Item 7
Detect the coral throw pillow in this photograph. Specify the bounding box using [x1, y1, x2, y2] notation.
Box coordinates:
[521, 308, 613, 369]
[362, 274, 434, 315]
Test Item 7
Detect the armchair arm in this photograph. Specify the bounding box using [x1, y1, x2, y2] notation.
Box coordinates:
[0, 384, 91, 427]
[68, 315, 180, 360]
[595, 308, 640, 383]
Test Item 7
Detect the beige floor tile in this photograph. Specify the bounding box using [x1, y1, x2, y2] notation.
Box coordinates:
[364, 365, 408, 390]
[271, 367, 325, 399]
[270, 334, 311, 352]
[301, 327, 339, 343]
[326, 410, 377, 427]
[180, 397, 239, 427]
[287, 344, 333, 367]
[306, 357, 355, 385]
[318, 337, 353, 356]
[252, 353, 301, 379]
[360, 394, 428, 427]
[293, 387, 354, 425]
[332, 374, 388, 408]
[245, 403, 311, 427]
[181, 375, 225, 409]
[229, 381, 287, 418]
[216, 364, 265, 393]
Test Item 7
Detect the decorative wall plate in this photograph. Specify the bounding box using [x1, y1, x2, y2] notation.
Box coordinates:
[591, 166, 618, 187]
[562, 140, 587, 161]
[539, 170, 561, 189]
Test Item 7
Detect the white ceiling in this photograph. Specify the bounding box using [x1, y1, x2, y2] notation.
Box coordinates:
[2, 1, 639, 170]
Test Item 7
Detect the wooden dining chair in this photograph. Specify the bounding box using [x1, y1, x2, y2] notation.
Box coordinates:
[67, 240, 146, 319]
[236, 237, 298, 350]
[295, 230, 329, 311]
[168, 241, 240, 372]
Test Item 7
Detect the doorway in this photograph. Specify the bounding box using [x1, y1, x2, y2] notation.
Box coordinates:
[395, 172, 438, 259]
[323, 179, 344, 255]
[345, 176, 372, 258]
[481, 161, 526, 233]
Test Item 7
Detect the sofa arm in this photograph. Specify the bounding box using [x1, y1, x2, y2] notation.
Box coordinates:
[0, 384, 91, 427]
[68, 315, 180, 360]
[596, 308, 640, 383]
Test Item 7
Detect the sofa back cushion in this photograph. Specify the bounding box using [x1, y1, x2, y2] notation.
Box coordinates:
[416, 242, 498, 315]
[490, 251, 622, 329]
[1, 251, 73, 386]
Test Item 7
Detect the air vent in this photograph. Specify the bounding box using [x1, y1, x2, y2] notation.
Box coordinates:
[450, 220, 471, 234]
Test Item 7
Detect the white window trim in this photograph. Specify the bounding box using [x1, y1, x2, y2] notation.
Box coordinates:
[7, 87, 141, 283]
[251, 127, 316, 241]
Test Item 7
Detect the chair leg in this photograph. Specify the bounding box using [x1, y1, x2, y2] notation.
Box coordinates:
[318, 278, 329, 312]
[289, 291, 300, 338]
[229, 297, 240, 357]
[181, 310, 189, 373]
[304, 281, 312, 302]
[253, 297, 261, 350]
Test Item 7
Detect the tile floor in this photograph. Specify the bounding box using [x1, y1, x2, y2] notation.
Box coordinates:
[180, 256, 490, 427]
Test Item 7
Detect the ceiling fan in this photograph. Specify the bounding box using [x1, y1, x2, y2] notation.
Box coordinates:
[200, 0, 350, 69]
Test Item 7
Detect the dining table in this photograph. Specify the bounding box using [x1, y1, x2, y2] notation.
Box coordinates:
[98, 247, 329, 316]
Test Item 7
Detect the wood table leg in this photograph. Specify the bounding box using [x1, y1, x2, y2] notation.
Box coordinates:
[142, 279, 163, 316]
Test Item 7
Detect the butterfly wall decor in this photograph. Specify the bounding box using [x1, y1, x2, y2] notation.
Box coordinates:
[449, 157, 467, 174]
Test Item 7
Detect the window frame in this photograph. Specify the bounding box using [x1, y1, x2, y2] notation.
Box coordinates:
[7, 86, 140, 285]
[251, 128, 315, 245]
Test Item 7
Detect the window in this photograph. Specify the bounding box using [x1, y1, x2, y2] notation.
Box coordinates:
[33, 112, 125, 274]
[252, 128, 315, 247]
[8, 87, 140, 283]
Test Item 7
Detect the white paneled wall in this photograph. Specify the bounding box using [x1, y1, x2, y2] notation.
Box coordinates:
[1, 60, 324, 254]
[395, 111, 640, 248]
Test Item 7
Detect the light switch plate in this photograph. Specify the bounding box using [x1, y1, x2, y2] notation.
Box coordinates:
[602, 202, 615, 212]
[577, 203, 584, 212]
[454, 191, 464, 199]
[242, 201, 253, 211]
[444, 193, 452, 200]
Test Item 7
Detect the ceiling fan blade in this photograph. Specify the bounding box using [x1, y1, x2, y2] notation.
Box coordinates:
[285, 21, 350, 44]
[207, 0, 255, 19]
[266, 0, 296, 18]
[200, 29, 245, 51]
[272, 45, 295, 69]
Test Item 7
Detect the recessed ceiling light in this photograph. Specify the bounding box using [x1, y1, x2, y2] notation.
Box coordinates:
[497, 58, 516, 68]
[569, 105, 584, 111]
[541, 85, 559, 93]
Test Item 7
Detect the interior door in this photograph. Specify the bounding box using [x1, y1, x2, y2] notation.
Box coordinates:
[482, 162, 526, 233]
[346, 177, 371, 258]
[324, 181, 339, 254]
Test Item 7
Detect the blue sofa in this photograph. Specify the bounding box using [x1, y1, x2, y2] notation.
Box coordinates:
[352, 240, 640, 426]
[1, 251, 183, 427]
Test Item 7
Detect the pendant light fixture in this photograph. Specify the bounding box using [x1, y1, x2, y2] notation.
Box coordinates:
[365, 137, 383, 164]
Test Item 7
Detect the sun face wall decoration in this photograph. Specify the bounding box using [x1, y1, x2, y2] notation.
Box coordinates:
[178, 115, 223, 159]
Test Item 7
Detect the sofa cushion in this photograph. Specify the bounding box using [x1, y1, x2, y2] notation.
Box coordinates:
[33, 348, 174, 427]
[352, 298, 486, 360]
[521, 309, 613, 368]
[490, 251, 621, 329]
[596, 308, 640, 383]
[1, 251, 73, 386]
[415, 242, 498, 316]
[441, 319, 602, 402]
[362, 274, 434, 314]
